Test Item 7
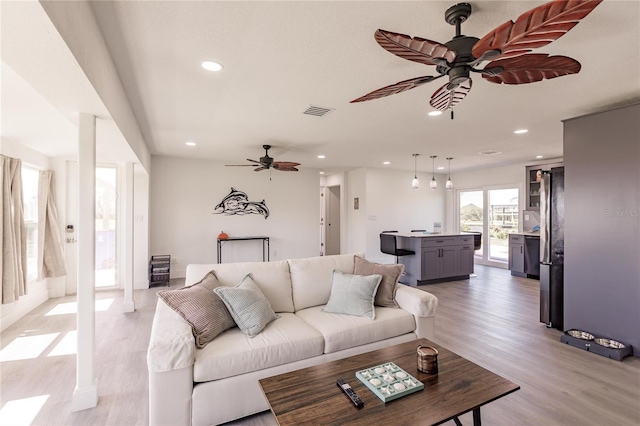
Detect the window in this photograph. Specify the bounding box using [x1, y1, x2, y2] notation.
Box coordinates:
[22, 166, 39, 281]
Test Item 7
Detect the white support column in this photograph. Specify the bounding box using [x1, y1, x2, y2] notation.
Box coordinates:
[122, 162, 135, 312]
[72, 113, 98, 412]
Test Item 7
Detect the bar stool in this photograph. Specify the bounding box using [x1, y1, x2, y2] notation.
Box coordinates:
[380, 233, 415, 264]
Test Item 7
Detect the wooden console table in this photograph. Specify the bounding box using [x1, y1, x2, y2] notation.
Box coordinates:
[216, 236, 270, 263]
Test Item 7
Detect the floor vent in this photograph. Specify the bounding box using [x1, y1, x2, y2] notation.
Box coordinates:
[478, 150, 502, 156]
[303, 105, 334, 117]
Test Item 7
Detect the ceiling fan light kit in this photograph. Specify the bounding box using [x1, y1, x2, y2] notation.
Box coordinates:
[350, 0, 602, 111]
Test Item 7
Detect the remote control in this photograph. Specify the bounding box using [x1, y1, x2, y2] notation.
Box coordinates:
[336, 379, 364, 408]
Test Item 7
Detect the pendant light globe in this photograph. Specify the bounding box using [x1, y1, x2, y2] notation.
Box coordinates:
[429, 155, 438, 190]
[411, 154, 420, 189]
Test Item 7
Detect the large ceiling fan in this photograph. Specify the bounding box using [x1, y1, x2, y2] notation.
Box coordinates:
[350, 0, 602, 111]
[226, 145, 300, 172]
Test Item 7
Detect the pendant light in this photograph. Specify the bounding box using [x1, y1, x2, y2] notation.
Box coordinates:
[446, 157, 454, 191]
[429, 155, 438, 190]
[411, 154, 420, 189]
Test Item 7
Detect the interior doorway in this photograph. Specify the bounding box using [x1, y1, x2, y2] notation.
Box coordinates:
[325, 185, 341, 256]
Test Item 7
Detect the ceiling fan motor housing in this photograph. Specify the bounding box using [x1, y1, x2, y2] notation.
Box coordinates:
[442, 36, 478, 86]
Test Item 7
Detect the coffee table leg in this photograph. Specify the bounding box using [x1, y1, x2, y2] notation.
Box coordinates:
[473, 407, 481, 426]
[453, 417, 463, 426]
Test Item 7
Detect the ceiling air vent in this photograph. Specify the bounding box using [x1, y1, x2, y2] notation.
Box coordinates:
[302, 105, 335, 117]
[478, 150, 502, 156]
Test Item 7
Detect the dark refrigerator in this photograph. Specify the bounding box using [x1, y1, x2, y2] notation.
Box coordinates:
[540, 167, 564, 330]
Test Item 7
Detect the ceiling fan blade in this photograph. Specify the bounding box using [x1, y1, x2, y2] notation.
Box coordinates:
[350, 75, 443, 103]
[472, 0, 602, 62]
[254, 166, 267, 172]
[482, 53, 580, 84]
[247, 158, 262, 164]
[429, 78, 472, 111]
[375, 29, 456, 66]
[272, 161, 301, 169]
[274, 167, 299, 172]
[225, 164, 256, 167]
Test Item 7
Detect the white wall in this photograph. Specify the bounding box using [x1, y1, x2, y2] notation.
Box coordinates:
[343, 168, 446, 263]
[346, 168, 367, 255]
[365, 168, 446, 263]
[1, 140, 52, 331]
[149, 156, 320, 277]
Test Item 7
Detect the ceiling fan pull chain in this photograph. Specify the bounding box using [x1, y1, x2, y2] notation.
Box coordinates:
[451, 110, 454, 120]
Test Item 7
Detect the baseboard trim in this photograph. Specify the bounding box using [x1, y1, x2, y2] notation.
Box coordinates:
[71, 383, 98, 412]
[122, 300, 135, 313]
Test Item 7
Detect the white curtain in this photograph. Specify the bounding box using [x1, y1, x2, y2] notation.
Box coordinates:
[1, 155, 27, 304]
[37, 170, 67, 280]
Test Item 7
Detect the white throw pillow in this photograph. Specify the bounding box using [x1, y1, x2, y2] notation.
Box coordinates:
[214, 274, 278, 338]
[323, 270, 382, 319]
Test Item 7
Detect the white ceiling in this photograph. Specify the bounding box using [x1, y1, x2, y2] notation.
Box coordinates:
[3, 1, 640, 175]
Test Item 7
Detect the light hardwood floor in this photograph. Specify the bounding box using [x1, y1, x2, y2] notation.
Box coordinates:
[1, 266, 639, 425]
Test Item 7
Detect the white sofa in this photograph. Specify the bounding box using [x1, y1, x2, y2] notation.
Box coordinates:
[147, 254, 438, 425]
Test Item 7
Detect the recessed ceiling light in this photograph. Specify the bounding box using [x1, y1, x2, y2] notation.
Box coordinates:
[202, 61, 223, 72]
[317, 155, 326, 159]
[437, 166, 445, 170]
[186, 142, 196, 146]
[383, 161, 391, 165]
[428, 111, 443, 117]
[514, 129, 528, 134]
[319, 171, 325, 175]
[536, 155, 544, 159]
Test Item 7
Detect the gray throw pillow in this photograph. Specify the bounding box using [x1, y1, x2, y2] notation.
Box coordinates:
[157, 271, 235, 349]
[354, 256, 403, 308]
[323, 270, 382, 319]
[214, 274, 278, 338]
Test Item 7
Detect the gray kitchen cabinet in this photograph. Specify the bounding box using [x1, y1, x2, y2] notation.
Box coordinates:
[509, 234, 526, 276]
[525, 162, 563, 211]
[459, 244, 475, 275]
[399, 236, 471, 285]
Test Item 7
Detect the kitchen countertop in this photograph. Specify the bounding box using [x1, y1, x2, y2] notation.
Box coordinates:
[390, 232, 474, 238]
[513, 232, 540, 237]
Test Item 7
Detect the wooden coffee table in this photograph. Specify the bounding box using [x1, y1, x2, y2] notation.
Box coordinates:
[259, 338, 519, 425]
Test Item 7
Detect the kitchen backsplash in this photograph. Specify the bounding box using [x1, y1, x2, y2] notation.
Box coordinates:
[523, 210, 540, 232]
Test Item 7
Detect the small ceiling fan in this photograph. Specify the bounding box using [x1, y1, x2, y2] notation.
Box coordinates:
[226, 145, 300, 172]
[350, 0, 602, 111]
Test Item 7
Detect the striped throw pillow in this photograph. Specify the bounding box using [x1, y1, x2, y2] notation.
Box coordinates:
[157, 271, 235, 348]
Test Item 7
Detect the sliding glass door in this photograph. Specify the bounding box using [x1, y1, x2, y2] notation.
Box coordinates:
[459, 190, 483, 259]
[96, 167, 117, 288]
[458, 186, 519, 266]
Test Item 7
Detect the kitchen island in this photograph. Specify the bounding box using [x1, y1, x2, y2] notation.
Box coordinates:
[390, 232, 476, 286]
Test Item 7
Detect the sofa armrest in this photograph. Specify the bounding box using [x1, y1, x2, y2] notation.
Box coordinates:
[147, 299, 196, 373]
[395, 285, 438, 318]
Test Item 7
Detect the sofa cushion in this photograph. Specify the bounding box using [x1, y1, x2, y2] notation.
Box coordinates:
[295, 305, 416, 354]
[354, 256, 403, 308]
[323, 270, 381, 319]
[214, 274, 278, 338]
[185, 260, 294, 313]
[156, 272, 235, 349]
[288, 254, 362, 311]
[193, 313, 324, 382]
